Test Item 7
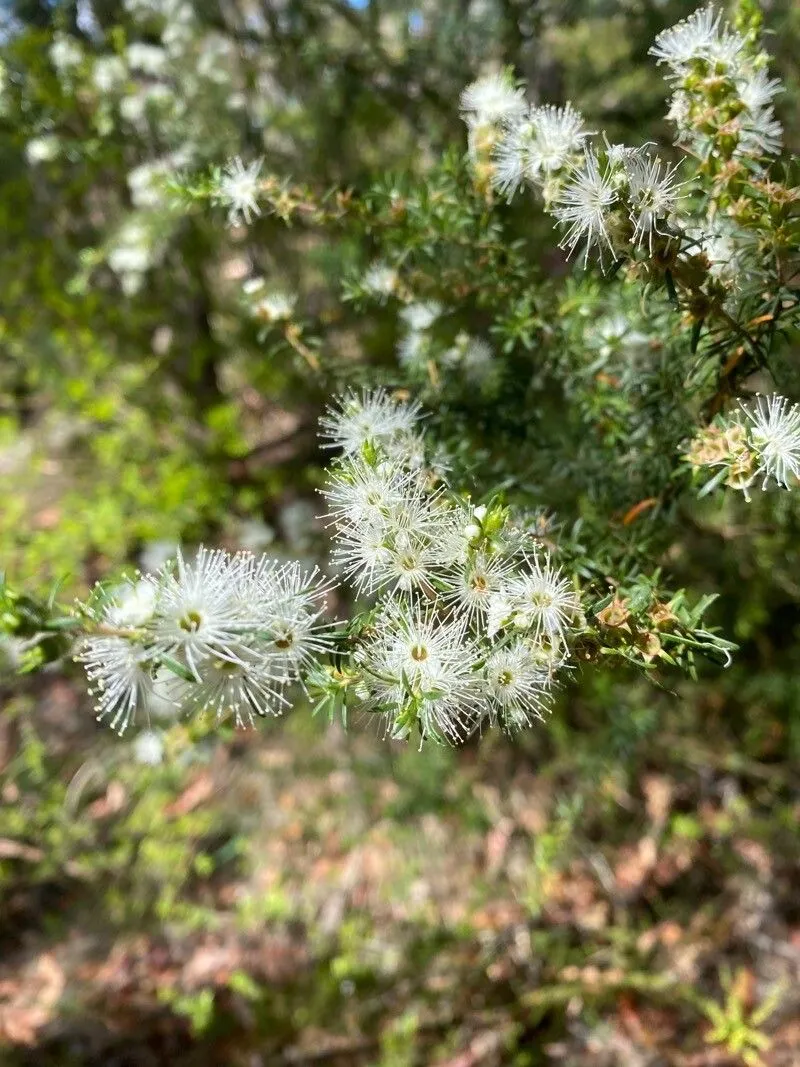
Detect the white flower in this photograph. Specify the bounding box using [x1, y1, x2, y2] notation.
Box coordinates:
[147, 669, 184, 720]
[460, 337, 495, 382]
[527, 103, 589, 177]
[649, 6, 743, 77]
[78, 547, 336, 734]
[92, 55, 127, 94]
[737, 68, 783, 113]
[683, 217, 756, 290]
[25, 136, 60, 164]
[50, 35, 83, 75]
[533, 105, 588, 171]
[331, 484, 446, 596]
[126, 43, 169, 76]
[491, 120, 533, 200]
[217, 156, 263, 225]
[362, 261, 398, 300]
[400, 302, 442, 331]
[737, 105, 783, 159]
[624, 152, 684, 253]
[440, 551, 513, 625]
[492, 103, 588, 200]
[553, 149, 619, 267]
[322, 456, 416, 528]
[587, 313, 632, 359]
[486, 592, 516, 638]
[107, 219, 163, 291]
[507, 553, 580, 650]
[135, 729, 165, 765]
[107, 580, 157, 628]
[127, 159, 174, 209]
[182, 653, 288, 724]
[742, 394, 800, 490]
[77, 637, 154, 735]
[357, 602, 483, 743]
[397, 330, 431, 374]
[666, 90, 692, 134]
[319, 388, 421, 455]
[460, 73, 527, 126]
[252, 289, 297, 322]
[484, 643, 552, 730]
[147, 547, 254, 679]
[247, 560, 335, 681]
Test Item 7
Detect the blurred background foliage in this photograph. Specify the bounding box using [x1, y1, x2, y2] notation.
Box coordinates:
[2, 0, 800, 1064]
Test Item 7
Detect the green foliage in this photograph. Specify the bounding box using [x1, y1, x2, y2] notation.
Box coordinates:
[2, 1, 800, 1062]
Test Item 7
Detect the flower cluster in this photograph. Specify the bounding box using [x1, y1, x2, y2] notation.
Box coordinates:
[320, 389, 582, 742]
[461, 84, 684, 268]
[651, 4, 783, 164]
[75, 548, 334, 734]
[491, 102, 590, 205]
[685, 394, 800, 498]
[461, 5, 784, 272]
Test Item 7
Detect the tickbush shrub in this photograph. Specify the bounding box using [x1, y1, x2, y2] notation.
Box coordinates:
[2, 2, 799, 751]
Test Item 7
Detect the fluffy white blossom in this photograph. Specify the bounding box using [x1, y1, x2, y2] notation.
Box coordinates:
[245, 559, 335, 681]
[737, 104, 783, 159]
[397, 330, 431, 374]
[181, 654, 287, 724]
[77, 548, 336, 732]
[505, 553, 581, 651]
[319, 388, 422, 455]
[737, 68, 783, 113]
[322, 456, 416, 528]
[216, 157, 263, 225]
[654, 6, 783, 160]
[106, 580, 157, 628]
[50, 35, 83, 75]
[484, 643, 552, 729]
[553, 149, 619, 266]
[134, 730, 165, 765]
[528, 104, 589, 175]
[357, 601, 483, 743]
[126, 43, 169, 76]
[649, 6, 742, 76]
[107, 219, 165, 294]
[400, 302, 442, 331]
[460, 337, 495, 383]
[362, 261, 398, 300]
[92, 55, 128, 94]
[329, 484, 446, 596]
[440, 551, 513, 625]
[127, 159, 175, 209]
[460, 73, 526, 126]
[492, 103, 588, 200]
[742, 395, 800, 490]
[25, 136, 60, 164]
[624, 152, 684, 253]
[147, 547, 256, 679]
[245, 279, 297, 322]
[684, 218, 754, 290]
[76, 637, 154, 734]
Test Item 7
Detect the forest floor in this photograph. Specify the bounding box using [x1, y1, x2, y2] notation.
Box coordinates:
[1, 670, 800, 1067]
